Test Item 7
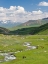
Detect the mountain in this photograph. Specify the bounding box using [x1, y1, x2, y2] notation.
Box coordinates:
[42, 17, 48, 20]
[0, 20, 22, 28]
[35, 23, 48, 35]
[10, 23, 48, 35]
[10, 17, 48, 30]
[0, 17, 48, 35]
[0, 17, 48, 30]
[0, 27, 10, 34]
[0, 23, 48, 35]
[18, 18, 48, 27]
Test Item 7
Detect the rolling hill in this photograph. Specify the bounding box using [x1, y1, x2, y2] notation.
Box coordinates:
[19, 17, 48, 27]
[0, 17, 48, 35]
[35, 23, 48, 35]
[10, 23, 48, 35]
[0, 27, 10, 34]
[0, 23, 48, 35]
[10, 17, 48, 31]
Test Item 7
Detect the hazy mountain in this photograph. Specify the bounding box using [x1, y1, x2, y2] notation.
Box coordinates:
[42, 17, 48, 20]
[0, 23, 48, 35]
[0, 17, 48, 29]
[0, 20, 22, 28]
[18, 18, 48, 27]
[10, 17, 48, 31]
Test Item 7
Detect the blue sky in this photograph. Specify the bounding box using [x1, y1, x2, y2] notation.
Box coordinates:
[0, 0, 48, 11]
[0, 0, 48, 23]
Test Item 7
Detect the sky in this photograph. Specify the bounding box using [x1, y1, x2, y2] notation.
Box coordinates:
[0, 0, 48, 23]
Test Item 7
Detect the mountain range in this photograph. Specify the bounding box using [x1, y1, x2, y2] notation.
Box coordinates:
[0, 17, 48, 28]
[18, 18, 48, 27]
[0, 17, 48, 35]
[0, 23, 48, 35]
[10, 17, 48, 30]
[10, 23, 48, 35]
[0, 20, 22, 28]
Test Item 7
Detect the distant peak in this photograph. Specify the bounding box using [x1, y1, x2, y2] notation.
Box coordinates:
[42, 17, 48, 20]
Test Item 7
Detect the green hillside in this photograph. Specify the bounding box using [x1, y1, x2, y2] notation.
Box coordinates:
[10, 23, 48, 35]
[0, 27, 10, 34]
[0, 23, 48, 35]
[9, 25, 40, 31]
[35, 23, 48, 35]
[10, 18, 48, 31]
[37, 29, 48, 35]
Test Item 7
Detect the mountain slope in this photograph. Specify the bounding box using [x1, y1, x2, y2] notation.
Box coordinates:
[10, 23, 48, 35]
[35, 23, 48, 35]
[0, 20, 22, 28]
[10, 17, 48, 31]
[0, 27, 10, 34]
[0, 23, 48, 35]
[18, 18, 48, 27]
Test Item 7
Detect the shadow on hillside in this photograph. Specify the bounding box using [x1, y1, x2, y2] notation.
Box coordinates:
[0, 23, 48, 35]
[9, 27, 37, 35]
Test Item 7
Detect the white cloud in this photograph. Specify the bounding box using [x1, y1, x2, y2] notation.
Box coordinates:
[32, 10, 43, 15]
[38, 1, 48, 6]
[10, 6, 16, 10]
[0, 6, 48, 23]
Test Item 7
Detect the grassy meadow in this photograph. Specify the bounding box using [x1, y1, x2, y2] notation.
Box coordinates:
[0, 34, 48, 64]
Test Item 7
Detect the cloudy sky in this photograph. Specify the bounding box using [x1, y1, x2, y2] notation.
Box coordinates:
[0, 0, 48, 23]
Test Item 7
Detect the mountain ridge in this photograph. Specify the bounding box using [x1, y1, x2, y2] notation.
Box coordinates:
[10, 23, 48, 35]
[0, 20, 22, 28]
[10, 17, 48, 30]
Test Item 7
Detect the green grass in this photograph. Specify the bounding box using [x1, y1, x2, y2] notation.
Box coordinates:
[0, 55, 4, 61]
[0, 34, 48, 64]
[10, 23, 48, 35]
[37, 29, 48, 35]
[0, 23, 48, 35]
[9, 25, 40, 31]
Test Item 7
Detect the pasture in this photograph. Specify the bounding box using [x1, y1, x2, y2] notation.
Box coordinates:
[0, 34, 48, 64]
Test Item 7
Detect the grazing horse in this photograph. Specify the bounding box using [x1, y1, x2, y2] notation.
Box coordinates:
[40, 46, 44, 49]
[23, 56, 26, 59]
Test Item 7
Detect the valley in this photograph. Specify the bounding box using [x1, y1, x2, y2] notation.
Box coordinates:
[0, 0, 48, 64]
[0, 18, 48, 64]
[0, 35, 48, 64]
